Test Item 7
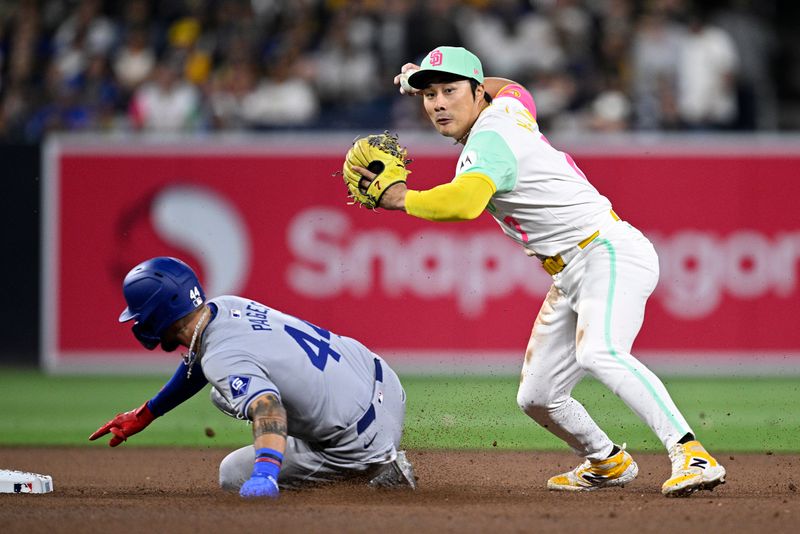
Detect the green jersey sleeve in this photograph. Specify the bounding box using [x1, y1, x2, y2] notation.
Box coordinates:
[459, 130, 518, 194]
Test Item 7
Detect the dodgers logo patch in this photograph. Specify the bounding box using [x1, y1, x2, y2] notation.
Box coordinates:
[228, 375, 250, 398]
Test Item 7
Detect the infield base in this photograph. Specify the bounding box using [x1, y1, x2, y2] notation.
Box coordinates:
[0, 469, 53, 493]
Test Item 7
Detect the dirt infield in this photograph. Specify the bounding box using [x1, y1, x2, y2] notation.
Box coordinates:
[1, 447, 797, 533]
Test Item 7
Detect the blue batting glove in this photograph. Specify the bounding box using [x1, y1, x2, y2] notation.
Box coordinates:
[240, 473, 279, 499]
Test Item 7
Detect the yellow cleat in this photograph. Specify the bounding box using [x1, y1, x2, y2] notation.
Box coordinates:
[548, 447, 638, 491]
[662, 440, 726, 497]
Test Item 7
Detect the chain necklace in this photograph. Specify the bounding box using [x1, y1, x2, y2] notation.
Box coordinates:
[183, 307, 210, 379]
[455, 100, 490, 145]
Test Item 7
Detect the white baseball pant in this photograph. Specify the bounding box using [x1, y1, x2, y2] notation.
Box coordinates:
[517, 221, 693, 461]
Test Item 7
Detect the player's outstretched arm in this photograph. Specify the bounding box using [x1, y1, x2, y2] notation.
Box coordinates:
[88, 362, 209, 446]
[350, 166, 496, 220]
[239, 393, 287, 499]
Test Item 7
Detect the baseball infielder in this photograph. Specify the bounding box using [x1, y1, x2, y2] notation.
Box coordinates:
[90, 257, 415, 497]
[347, 46, 725, 497]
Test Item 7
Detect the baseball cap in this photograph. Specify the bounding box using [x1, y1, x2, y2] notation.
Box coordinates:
[407, 46, 484, 89]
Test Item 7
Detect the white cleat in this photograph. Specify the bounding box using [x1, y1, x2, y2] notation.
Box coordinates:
[662, 440, 726, 497]
[548, 446, 638, 492]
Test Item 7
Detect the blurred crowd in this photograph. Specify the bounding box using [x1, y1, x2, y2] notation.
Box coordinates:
[0, 0, 794, 141]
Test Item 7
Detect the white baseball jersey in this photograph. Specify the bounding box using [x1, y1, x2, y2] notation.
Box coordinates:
[454, 84, 693, 461]
[457, 84, 613, 257]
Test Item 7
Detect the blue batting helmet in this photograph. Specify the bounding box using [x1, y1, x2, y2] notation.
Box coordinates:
[118, 257, 206, 350]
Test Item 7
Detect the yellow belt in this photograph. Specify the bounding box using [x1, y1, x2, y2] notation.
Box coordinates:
[541, 210, 620, 276]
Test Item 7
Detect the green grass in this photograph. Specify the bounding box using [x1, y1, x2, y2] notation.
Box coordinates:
[0, 369, 797, 452]
[402, 375, 800, 452]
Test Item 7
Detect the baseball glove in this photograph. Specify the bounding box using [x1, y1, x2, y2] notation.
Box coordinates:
[342, 132, 410, 209]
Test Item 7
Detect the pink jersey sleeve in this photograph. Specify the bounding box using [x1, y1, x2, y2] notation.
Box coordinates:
[495, 84, 537, 120]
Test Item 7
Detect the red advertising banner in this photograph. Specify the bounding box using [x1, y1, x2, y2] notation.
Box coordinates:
[42, 135, 800, 373]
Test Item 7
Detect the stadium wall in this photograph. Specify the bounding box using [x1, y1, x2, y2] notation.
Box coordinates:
[17, 132, 800, 374]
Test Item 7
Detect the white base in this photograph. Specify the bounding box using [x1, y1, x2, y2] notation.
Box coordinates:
[0, 469, 54, 493]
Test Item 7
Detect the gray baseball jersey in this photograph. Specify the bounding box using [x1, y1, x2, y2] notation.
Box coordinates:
[198, 295, 378, 443]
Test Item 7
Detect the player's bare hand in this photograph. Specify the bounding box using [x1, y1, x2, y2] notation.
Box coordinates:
[350, 165, 407, 210]
[394, 63, 421, 95]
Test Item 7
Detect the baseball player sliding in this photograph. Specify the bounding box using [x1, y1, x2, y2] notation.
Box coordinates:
[90, 257, 415, 497]
[342, 46, 725, 497]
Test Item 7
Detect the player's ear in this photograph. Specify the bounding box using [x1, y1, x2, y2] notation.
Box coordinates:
[475, 83, 486, 103]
